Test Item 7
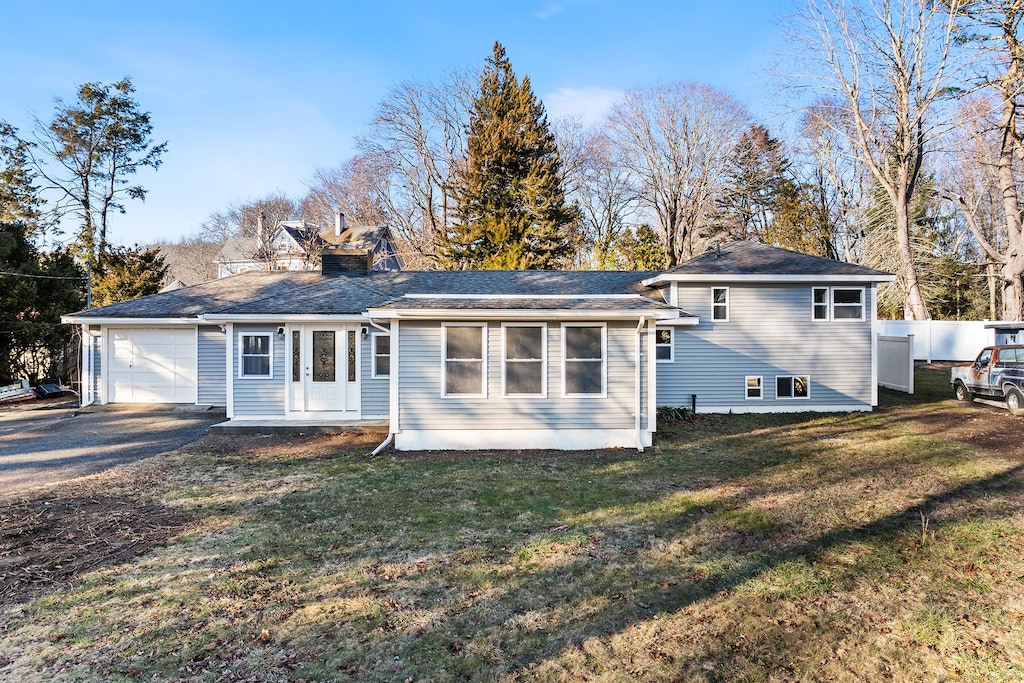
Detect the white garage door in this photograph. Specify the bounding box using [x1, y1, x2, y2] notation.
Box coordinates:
[109, 328, 197, 403]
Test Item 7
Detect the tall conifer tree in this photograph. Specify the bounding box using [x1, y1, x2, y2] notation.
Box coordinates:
[443, 42, 576, 269]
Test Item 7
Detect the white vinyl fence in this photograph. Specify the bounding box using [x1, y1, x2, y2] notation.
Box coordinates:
[877, 320, 1010, 362]
[877, 335, 914, 394]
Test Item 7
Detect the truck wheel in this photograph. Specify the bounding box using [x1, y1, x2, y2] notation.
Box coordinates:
[1006, 386, 1023, 411]
[954, 381, 972, 402]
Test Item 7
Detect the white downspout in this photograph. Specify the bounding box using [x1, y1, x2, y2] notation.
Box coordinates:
[635, 317, 644, 452]
[80, 324, 94, 408]
[370, 317, 398, 455]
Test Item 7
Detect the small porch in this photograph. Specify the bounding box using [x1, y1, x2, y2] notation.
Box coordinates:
[211, 417, 389, 435]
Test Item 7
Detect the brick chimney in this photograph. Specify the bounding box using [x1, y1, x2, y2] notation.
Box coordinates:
[321, 247, 372, 276]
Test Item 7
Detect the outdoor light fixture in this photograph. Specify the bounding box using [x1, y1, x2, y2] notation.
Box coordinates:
[277, 326, 285, 338]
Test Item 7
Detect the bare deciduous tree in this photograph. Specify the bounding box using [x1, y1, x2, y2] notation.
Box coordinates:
[357, 70, 474, 266]
[606, 82, 749, 266]
[575, 131, 640, 268]
[301, 155, 391, 230]
[795, 0, 961, 319]
[943, 2, 1024, 320]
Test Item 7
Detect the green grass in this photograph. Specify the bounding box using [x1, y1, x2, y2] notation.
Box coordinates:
[2, 365, 1024, 681]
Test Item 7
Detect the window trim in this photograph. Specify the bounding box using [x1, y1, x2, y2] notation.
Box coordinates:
[775, 375, 810, 400]
[655, 327, 674, 363]
[371, 332, 390, 379]
[745, 375, 763, 400]
[561, 322, 607, 398]
[441, 322, 488, 398]
[501, 323, 547, 398]
[238, 332, 273, 379]
[812, 286, 866, 322]
[712, 287, 730, 322]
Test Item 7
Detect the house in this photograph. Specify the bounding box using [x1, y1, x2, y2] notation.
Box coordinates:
[62, 242, 894, 451]
[214, 213, 404, 278]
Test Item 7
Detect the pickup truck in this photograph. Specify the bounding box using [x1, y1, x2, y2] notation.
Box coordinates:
[951, 345, 1024, 410]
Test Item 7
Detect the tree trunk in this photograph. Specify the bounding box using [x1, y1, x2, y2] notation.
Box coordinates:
[894, 192, 930, 319]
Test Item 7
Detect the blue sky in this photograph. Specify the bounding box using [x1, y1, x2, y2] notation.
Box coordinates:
[2, 0, 799, 247]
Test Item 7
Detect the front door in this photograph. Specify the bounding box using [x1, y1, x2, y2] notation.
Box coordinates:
[288, 325, 360, 414]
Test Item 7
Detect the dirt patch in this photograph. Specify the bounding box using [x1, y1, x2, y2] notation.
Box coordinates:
[0, 473, 191, 606]
[180, 431, 383, 462]
[900, 405, 1024, 461]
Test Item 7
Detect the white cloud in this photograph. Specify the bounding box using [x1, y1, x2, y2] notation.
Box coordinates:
[544, 86, 622, 126]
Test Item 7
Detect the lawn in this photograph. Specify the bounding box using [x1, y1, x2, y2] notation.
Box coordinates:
[2, 364, 1023, 681]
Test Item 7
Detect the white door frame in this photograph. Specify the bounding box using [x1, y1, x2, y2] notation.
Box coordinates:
[286, 323, 361, 417]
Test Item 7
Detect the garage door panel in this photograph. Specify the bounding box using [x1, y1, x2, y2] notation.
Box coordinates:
[108, 328, 196, 403]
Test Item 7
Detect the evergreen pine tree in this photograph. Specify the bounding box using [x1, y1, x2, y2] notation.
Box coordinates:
[443, 42, 576, 269]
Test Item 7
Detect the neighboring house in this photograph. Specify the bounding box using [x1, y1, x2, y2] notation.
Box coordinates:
[63, 242, 894, 451]
[214, 214, 404, 278]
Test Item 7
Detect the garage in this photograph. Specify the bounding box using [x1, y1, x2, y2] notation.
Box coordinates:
[108, 328, 197, 403]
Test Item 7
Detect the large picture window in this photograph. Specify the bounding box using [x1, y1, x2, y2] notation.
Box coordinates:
[776, 375, 809, 399]
[443, 324, 486, 396]
[562, 324, 605, 397]
[373, 334, 390, 378]
[503, 324, 546, 396]
[239, 333, 272, 378]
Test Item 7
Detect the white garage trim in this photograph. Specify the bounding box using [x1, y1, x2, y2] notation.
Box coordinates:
[106, 327, 198, 404]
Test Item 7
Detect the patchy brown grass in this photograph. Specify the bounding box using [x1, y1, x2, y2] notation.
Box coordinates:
[1, 367, 1023, 681]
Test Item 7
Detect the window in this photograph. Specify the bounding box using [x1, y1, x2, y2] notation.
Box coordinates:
[812, 287, 865, 321]
[655, 328, 673, 362]
[503, 324, 546, 396]
[240, 333, 272, 378]
[713, 288, 729, 321]
[746, 376, 762, 399]
[291, 330, 300, 382]
[373, 334, 390, 378]
[563, 324, 605, 396]
[776, 375, 809, 399]
[443, 324, 486, 396]
[812, 287, 829, 320]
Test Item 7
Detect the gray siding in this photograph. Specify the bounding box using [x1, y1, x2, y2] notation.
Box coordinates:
[657, 284, 874, 409]
[231, 324, 285, 416]
[197, 325, 227, 406]
[362, 328, 390, 417]
[398, 320, 641, 430]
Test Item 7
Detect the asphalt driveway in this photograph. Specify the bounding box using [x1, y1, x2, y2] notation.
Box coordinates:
[0, 402, 225, 495]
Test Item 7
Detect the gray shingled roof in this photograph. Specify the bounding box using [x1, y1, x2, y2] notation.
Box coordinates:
[375, 296, 677, 311]
[66, 269, 670, 319]
[663, 241, 890, 277]
[362, 270, 662, 297]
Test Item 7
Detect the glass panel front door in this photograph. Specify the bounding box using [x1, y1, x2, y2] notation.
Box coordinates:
[288, 325, 360, 414]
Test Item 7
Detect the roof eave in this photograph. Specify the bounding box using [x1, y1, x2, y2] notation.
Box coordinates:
[366, 308, 684, 320]
[641, 273, 896, 286]
[61, 315, 202, 325]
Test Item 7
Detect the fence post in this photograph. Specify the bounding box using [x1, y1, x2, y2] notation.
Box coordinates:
[927, 321, 933, 365]
[907, 334, 915, 394]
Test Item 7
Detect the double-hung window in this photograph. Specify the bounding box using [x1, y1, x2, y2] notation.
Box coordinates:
[813, 287, 865, 321]
[240, 333, 272, 378]
[503, 324, 546, 397]
[713, 288, 729, 321]
[373, 334, 390, 378]
[443, 324, 486, 396]
[776, 375, 809, 399]
[655, 328, 673, 362]
[563, 323, 606, 397]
